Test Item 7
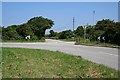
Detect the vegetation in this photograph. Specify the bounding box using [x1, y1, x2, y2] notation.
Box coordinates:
[49, 30, 57, 37]
[48, 19, 120, 46]
[0, 26, 2, 41]
[75, 26, 84, 37]
[75, 38, 119, 48]
[2, 39, 45, 42]
[1, 17, 120, 46]
[58, 30, 73, 39]
[1, 16, 54, 40]
[94, 19, 120, 45]
[2, 48, 119, 78]
[59, 38, 75, 42]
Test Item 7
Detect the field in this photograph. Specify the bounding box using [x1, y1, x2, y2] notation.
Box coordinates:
[2, 48, 119, 78]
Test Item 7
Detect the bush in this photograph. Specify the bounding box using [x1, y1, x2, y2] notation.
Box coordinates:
[59, 30, 73, 39]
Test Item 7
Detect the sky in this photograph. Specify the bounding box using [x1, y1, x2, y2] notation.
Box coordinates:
[118, 1, 120, 22]
[2, 2, 118, 33]
[1, 0, 120, 2]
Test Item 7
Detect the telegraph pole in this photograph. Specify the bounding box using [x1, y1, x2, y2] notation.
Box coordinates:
[72, 17, 75, 39]
[73, 17, 75, 32]
[93, 10, 95, 27]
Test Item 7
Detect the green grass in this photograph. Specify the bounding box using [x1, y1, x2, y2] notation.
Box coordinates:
[73, 38, 119, 48]
[58, 38, 119, 48]
[2, 39, 45, 42]
[2, 48, 119, 78]
[56, 38, 119, 48]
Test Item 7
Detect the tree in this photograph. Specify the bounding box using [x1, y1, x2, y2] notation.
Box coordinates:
[2, 25, 23, 40]
[75, 26, 84, 37]
[95, 19, 114, 42]
[95, 19, 114, 30]
[0, 26, 2, 40]
[16, 24, 39, 40]
[95, 19, 114, 37]
[111, 22, 120, 45]
[86, 25, 95, 40]
[2, 16, 54, 40]
[49, 30, 55, 37]
[27, 16, 54, 39]
[59, 30, 73, 39]
[94, 19, 119, 44]
[0, 26, 2, 34]
[17, 24, 32, 36]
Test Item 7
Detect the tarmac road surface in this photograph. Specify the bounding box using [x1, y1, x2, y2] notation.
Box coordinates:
[1, 39, 119, 70]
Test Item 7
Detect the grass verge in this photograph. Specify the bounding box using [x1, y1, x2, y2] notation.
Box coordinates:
[2, 48, 119, 78]
[75, 39, 119, 48]
[2, 39, 45, 43]
[59, 38, 119, 48]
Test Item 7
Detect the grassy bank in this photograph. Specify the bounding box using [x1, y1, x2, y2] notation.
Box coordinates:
[2, 48, 119, 78]
[2, 39, 45, 43]
[75, 38, 119, 48]
[58, 37, 119, 48]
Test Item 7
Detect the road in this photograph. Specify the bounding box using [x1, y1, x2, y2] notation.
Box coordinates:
[1, 39, 119, 70]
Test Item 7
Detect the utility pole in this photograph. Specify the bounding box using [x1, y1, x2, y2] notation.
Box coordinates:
[73, 17, 75, 32]
[93, 10, 95, 27]
[72, 17, 75, 39]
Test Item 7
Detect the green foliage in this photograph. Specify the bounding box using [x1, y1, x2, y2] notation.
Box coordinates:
[0, 26, 2, 40]
[47, 19, 119, 45]
[86, 25, 96, 40]
[73, 19, 120, 45]
[75, 26, 84, 37]
[94, 19, 120, 45]
[2, 25, 23, 40]
[94, 19, 114, 38]
[27, 16, 54, 39]
[75, 38, 119, 48]
[49, 30, 57, 37]
[0, 26, 2, 35]
[16, 24, 32, 36]
[95, 19, 114, 30]
[2, 16, 54, 40]
[0, 26, 2, 34]
[2, 17, 120, 45]
[59, 30, 73, 39]
[58, 19, 119, 45]
[114, 22, 120, 45]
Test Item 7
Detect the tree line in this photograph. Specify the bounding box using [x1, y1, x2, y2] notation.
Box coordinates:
[48, 19, 120, 45]
[0, 17, 120, 45]
[1, 16, 54, 40]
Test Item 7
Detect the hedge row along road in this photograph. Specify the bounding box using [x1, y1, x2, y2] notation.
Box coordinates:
[1, 39, 119, 70]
